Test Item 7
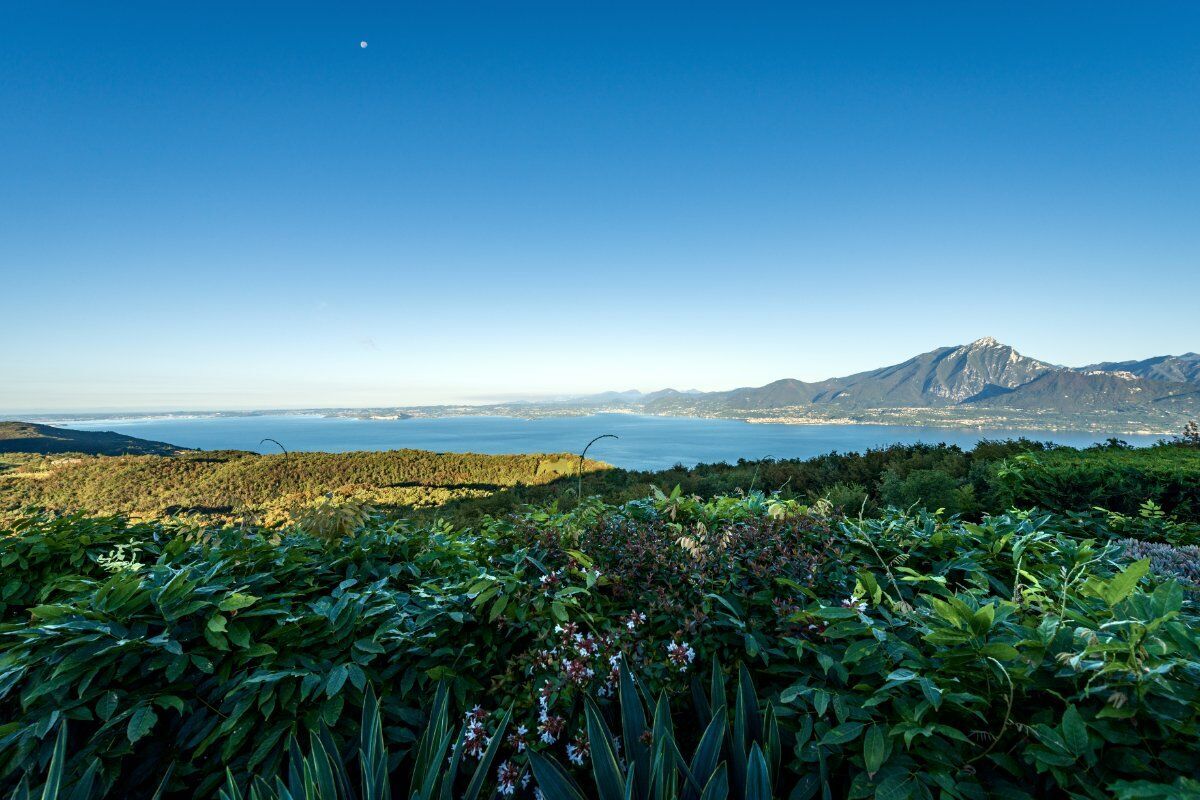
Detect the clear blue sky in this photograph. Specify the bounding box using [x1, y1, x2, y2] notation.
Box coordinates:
[3, 2, 1198, 412]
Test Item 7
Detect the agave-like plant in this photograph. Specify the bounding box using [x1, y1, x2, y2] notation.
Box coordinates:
[214, 684, 511, 800]
[213, 685, 384, 800]
[406, 683, 512, 800]
[7, 724, 67, 800]
[12, 665, 762, 800]
[530, 658, 780, 800]
[7, 724, 162, 800]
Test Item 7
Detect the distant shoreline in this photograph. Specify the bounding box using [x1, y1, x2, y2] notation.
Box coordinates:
[19, 407, 1178, 439]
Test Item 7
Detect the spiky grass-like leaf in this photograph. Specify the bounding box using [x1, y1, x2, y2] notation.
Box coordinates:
[528, 751, 588, 800]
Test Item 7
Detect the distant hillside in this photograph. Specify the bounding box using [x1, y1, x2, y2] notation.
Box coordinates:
[683, 337, 1057, 411]
[1081, 353, 1200, 384]
[963, 369, 1200, 412]
[0, 447, 607, 522]
[332, 341, 1200, 430]
[622, 338, 1200, 426]
[0, 421, 186, 456]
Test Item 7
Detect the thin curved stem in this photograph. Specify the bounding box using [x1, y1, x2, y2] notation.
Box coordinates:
[578, 434, 618, 499]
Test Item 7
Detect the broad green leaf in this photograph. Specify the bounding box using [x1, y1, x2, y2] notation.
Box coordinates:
[979, 643, 1020, 660]
[218, 593, 258, 612]
[97, 692, 118, 722]
[325, 665, 349, 697]
[1061, 705, 1089, 757]
[819, 722, 864, 747]
[863, 723, 888, 775]
[969, 604, 995, 636]
[1103, 559, 1149, 606]
[127, 705, 158, 744]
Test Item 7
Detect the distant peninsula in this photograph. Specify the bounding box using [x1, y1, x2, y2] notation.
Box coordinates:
[0, 421, 188, 456]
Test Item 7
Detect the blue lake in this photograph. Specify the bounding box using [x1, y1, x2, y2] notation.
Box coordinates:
[54, 413, 1164, 471]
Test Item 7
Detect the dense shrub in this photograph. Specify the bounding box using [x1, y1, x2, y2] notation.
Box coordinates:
[3, 491, 1200, 799]
[990, 446, 1200, 521]
[0, 514, 163, 621]
[0, 450, 603, 523]
[813, 482, 866, 515]
[878, 468, 976, 516]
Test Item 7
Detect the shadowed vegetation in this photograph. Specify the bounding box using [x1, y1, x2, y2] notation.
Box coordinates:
[0, 449, 605, 524]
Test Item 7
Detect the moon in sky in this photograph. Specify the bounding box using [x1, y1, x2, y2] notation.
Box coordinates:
[360, 41, 368, 48]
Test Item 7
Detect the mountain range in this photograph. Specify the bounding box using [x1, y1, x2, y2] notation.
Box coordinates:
[16, 340, 1199, 436]
[569, 338, 1200, 431]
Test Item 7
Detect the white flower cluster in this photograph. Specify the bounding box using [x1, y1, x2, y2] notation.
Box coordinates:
[496, 760, 521, 796]
[841, 596, 868, 613]
[537, 682, 565, 744]
[666, 640, 695, 672]
[566, 738, 590, 766]
[461, 705, 491, 758]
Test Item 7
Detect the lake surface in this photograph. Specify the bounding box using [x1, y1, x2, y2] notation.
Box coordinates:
[54, 413, 1163, 471]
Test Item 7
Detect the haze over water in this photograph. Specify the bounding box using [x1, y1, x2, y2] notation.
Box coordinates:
[57, 414, 1163, 471]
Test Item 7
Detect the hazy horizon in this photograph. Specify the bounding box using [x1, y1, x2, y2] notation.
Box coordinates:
[4, 3, 1198, 412]
[4, 334, 1198, 416]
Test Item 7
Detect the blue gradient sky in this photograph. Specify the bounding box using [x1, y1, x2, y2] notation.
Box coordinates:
[3, 2, 1198, 412]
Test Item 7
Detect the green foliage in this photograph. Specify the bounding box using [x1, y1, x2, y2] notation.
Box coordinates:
[0, 515, 494, 796]
[878, 469, 976, 517]
[10, 439, 1200, 538]
[424, 439, 1055, 525]
[993, 446, 1200, 521]
[818, 483, 870, 515]
[4, 490, 1200, 799]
